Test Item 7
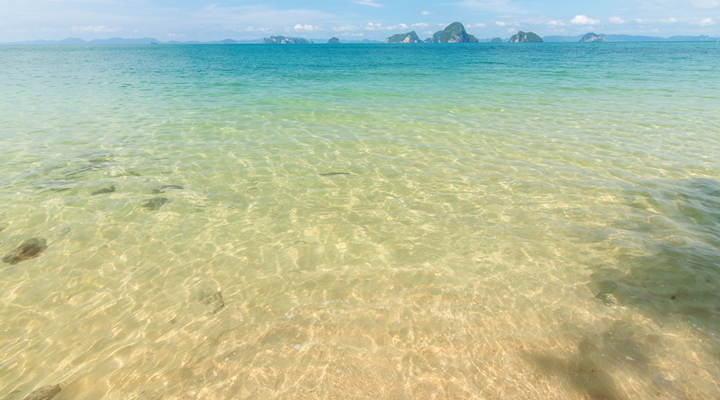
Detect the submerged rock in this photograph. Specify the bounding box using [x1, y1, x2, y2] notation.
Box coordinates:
[595, 280, 618, 306]
[92, 185, 116, 196]
[110, 169, 140, 177]
[63, 164, 105, 179]
[193, 289, 225, 314]
[34, 181, 75, 192]
[88, 155, 112, 164]
[142, 197, 169, 210]
[23, 384, 61, 400]
[151, 185, 184, 194]
[3, 238, 47, 265]
[319, 172, 351, 176]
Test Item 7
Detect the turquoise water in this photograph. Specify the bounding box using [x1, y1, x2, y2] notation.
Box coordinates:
[1, 43, 720, 399]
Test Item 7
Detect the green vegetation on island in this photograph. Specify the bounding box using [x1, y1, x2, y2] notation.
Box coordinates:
[509, 31, 543, 43]
[490, 37, 503, 43]
[327, 37, 341, 44]
[385, 31, 422, 43]
[430, 22, 479, 43]
[262, 36, 314, 44]
[580, 32, 605, 43]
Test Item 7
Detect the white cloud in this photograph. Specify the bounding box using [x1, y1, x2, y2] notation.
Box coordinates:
[696, 17, 716, 26]
[421, 11, 431, 16]
[292, 24, 319, 31]
[609, 16, 627, 24]
[71, 25, 121, 33]
[411, 22, 429, 28]
[548, 20, 565, 27]
[660, 17, 678, 23]
[689, 0, 720, 8]
[333, 24, 358, 32]
[363, 22, 411, 31]
[354, 0, 383, 7]
[467, 23, 487, 28]
[241, 27, 271, 32]
[495, 21, 507, 27]
[571, 15, 600, 26]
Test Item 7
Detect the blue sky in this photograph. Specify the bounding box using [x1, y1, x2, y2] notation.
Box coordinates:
[2, 0, 718, 41]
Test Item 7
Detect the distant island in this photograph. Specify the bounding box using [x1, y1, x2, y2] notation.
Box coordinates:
[327, 37, 341, 44]
[385, 31, 422, 43]
[429, 22, 479, 43]
[262, 36, 313, 45]
[580, 33, 606, 43]
[543, 34, 717, 42]
[509, 31, 543, 43]
[385, 22, 479, 43]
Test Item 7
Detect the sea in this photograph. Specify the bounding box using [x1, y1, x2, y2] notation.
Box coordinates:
[1, 42, 719, 399]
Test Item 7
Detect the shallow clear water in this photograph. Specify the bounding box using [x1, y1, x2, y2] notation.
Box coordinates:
[1, 43, 720, 399]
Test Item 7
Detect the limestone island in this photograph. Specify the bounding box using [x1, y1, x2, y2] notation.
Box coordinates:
[427, 22, 479, 43]
[385, 22, 479, 43]
[327, 37, 341, 44]
[580, 32, 606, 43]
[385, 31, 422, 43]
[262, 36, 313, 44]
[509, 31, 543, 43]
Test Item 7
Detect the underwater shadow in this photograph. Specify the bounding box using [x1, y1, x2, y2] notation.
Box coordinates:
[588, 177, 720, 346]
[526, 178, 720, 398]
[523, 319, 690, 399]
[523, 335, 624, 400]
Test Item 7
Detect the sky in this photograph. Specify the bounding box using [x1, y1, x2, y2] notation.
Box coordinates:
[1, 0, 719, 42]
